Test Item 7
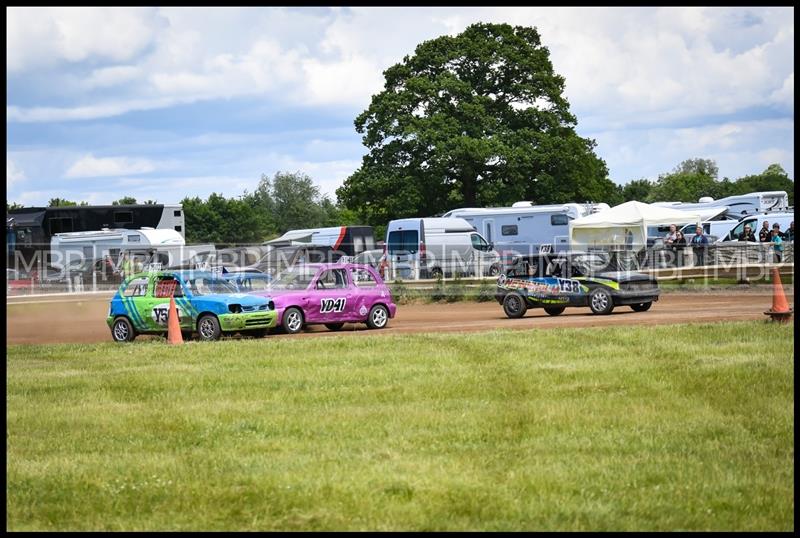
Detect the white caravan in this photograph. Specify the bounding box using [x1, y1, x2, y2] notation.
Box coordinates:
[264, 226, 375, 258]
[652, 191, 789, 219]
[442, 201, 610, 256]
[49, 228, 187, 270]
[385, 217, 500, 279]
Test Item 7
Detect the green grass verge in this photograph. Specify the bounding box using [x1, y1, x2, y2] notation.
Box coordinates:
[7, 321, 794, 531]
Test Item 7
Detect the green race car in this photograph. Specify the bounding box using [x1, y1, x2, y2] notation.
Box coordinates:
[106, 270, 277, 342]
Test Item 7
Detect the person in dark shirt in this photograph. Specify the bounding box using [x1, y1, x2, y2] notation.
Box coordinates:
[786, 221, 794, 243]
[673, 230, 687, 267]
[758, 221, 771, 242]
[738, 225, 756, 242]
[690, 225, 709, 266]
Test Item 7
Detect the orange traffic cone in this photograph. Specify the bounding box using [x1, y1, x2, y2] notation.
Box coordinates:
[765, 267, 792, 323]
[167, 296, 184, 344]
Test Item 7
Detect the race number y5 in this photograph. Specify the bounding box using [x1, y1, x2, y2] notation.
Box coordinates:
[151, 303, 181, 325]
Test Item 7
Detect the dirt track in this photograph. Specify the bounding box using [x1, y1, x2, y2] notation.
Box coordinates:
[6, 289, 791, 345]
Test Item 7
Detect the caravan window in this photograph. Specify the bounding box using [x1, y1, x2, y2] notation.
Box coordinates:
[550, 214, 569, 226]
[388, 230, 419, 254]
[501, 225, 518, 236]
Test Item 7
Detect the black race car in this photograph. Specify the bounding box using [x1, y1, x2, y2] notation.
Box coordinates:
[495, 252, 660, 318]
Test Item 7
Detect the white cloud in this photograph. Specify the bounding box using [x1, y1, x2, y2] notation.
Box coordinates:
[65, 154, 156, 178]
[7, 7, 166, 72]
[7, 158, 26, 187]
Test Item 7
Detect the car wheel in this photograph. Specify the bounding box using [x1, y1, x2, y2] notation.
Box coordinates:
[429, 267, 443, 279]
[544, 306, 566, 316]
[488, 264, 500, 277]
[589, 288, 614, 315]
[325, 323, 345, 332]
[282, 307, 305, 334]
[197, 315, 222, 341]
[111, 317, 136, 342]
[366, 305, 389, 329]
[630, 302, 652, 312]
[502, 292, 528, 319]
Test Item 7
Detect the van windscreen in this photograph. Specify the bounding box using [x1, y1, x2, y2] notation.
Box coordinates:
[388, 230, 419, 254]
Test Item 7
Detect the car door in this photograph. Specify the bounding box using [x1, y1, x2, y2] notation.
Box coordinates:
[348, 266, 380, 321]
[307, 268, 352, 323]
[142, 274, 193, 331]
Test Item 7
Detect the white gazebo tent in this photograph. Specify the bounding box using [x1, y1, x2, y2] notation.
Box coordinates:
[569, 201, 703, 252]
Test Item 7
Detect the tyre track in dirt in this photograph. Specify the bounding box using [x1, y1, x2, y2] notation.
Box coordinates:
[6, 290, 789, 345]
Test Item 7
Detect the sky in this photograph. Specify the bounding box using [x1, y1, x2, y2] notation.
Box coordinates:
[6, 6, 795, 207]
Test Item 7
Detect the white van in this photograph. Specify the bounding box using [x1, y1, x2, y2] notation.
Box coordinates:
[719, 212, 794, 242]
[384, 217, 500, 279]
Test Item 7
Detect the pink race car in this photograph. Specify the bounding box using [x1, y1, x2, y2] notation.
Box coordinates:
[250, 262, 397, 334]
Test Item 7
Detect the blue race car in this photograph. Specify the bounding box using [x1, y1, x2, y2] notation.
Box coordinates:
[107, 270, 277, 342]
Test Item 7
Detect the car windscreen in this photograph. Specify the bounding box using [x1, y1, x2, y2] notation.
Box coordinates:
[227, 275, 272, 292]
[269, 267, 317, 290]
[186, 277, 238, 296]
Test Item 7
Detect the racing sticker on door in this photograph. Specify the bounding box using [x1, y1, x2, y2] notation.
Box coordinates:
[151, 303, 183, 325]
[320, 298, 346, 313]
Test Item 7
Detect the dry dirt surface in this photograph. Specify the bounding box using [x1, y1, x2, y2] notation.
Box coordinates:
[6, 289, 791, 345]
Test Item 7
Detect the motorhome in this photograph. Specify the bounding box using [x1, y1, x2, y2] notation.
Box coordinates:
[264, 226, 375, 258]
[652, 191, 789, 219]
[442, 202, 610, 256]
[384, 217, 499, 279]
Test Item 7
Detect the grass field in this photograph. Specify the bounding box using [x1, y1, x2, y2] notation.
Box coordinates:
[6, 321, 794, 531]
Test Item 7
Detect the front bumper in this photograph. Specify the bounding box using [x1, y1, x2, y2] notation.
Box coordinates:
[218, 311, 278, 331]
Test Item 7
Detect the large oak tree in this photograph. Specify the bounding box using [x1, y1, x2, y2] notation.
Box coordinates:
[337, 22, 620, 225]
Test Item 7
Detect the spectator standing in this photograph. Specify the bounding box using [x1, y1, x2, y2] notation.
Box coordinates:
[738, 225, 757, 242]
[759, 221, 771, 242]
[120, 253, 133, 280]
[674, 230, 687, 267]
[786, 221, 794, 242]
[664, 224, 678, 246]
[690, 225, 709, 266]
[771, 224, 784, 263]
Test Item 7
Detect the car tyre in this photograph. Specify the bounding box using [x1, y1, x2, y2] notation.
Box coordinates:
[325, 323, 345, 331]
[589, 288, 614, 315]
[197, 314, 222, 341]
[630, 302, 652, 312]
[111, 316, 136, 342]
[366, 305, 389, 329]
[502, 292, 528, 319]
[429, 267, 443, 280]
[282, 307, 305, 334]
[544, 306, 566, 316]
[488, 264, 500, 277]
